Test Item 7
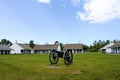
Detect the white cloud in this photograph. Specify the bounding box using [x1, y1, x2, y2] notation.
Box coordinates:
[77, 0, 120, 23]
[71, 0, 81, 7]
[37, 0, 50, 4]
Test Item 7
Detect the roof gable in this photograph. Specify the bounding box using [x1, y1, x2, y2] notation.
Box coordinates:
[101, 43, 114, 49]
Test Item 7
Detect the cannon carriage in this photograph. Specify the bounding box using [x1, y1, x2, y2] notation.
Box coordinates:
[49, 49, 73, 65]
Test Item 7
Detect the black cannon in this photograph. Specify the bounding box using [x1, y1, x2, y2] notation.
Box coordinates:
[49, 49, 73, 65]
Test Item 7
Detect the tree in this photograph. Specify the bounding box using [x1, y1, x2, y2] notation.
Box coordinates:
[54, 41, 64, 51]
[60, 42, 64, 51]
[29, 40, 35, 49]
[106, 40, 110, 44]
[0, 39, 12, 46]
[54, 41, 59, 45]
[112, 40, 120, 43]
[83, 44, 89, 52]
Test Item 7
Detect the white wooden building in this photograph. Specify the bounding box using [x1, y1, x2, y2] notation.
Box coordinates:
[10, 43, 59, 54]
[64, 44, 83, 53]
[10, 43, 83, 54]
[99, 43, 114, 53]
[110, 42, 120, 54]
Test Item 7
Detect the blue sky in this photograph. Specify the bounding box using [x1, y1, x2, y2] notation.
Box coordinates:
[0, 0, 120, 45]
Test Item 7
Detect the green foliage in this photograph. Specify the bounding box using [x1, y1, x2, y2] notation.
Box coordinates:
[0, 39, 12, 46]
[83, 44, 89, 51]
[60, 43, 64, 51]
[54, 41, 59, 45]
[29, 40, 35, 48]
[0, 53, 120, 80]
[89, 47, 98, 52]
[54, 41, 64, 51]
[112, 39, 120, 43]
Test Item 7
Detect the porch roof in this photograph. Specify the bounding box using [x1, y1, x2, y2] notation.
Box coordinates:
[64, 44, 83, 50]
[109, 42, 120, 48]
[0, 45, 13, 50]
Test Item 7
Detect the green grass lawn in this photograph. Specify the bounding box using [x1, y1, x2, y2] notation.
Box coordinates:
[0, 52, 120, 80]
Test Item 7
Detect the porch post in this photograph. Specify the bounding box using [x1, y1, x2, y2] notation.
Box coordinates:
[3, 50, 5, 54]
[72, 49, 74, 53]
[116, 47, 117, 54]
[6, 50, 8, 54]
[117, 46, 119, 54]
[118, 47, 120, 54]
[31, 50, 34, 54]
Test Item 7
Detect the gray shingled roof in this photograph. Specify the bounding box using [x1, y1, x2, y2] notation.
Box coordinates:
[64, 44, 83, 50]
[17, 43, 83, 50]
[0, 45, 13, 50]
[17, 43, 58, 50]
[38, 45, 58, 50]
[109, 42, 120, 48]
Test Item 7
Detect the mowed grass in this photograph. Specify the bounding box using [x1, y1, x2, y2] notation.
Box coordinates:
[0, 52, 120, 80]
